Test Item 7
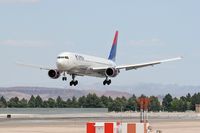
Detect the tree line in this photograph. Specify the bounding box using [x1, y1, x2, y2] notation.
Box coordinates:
[0, 93, 200, 112]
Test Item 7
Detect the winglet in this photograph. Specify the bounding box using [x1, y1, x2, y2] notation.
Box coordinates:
[108, 31, 118, 62]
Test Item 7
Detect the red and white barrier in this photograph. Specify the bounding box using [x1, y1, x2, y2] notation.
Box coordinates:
[86, 122, 149, 133]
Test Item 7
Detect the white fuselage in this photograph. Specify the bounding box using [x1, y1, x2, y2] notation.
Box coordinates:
[56, 52, 116, 77]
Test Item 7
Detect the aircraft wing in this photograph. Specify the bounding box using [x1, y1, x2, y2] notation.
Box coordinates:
[116, 57, 182, 71]
[92, 57, 182, 71]
[16, 62, 52, 70]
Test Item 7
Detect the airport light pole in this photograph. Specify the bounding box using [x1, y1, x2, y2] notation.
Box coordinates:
[139, 98, 149, 123]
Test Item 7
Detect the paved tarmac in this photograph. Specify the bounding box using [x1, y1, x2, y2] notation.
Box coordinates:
[0, 112, 199, 133]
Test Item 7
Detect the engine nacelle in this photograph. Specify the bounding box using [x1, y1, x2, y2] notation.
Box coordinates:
[105, 67, 119, 77]
[48, 69, 60, 79]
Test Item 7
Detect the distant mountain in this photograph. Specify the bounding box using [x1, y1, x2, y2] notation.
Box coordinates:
[0, 83, 199, 100]
[130, 83, 200, 97]
[0, 87, 131, 100]
[80, 83, 200, 97]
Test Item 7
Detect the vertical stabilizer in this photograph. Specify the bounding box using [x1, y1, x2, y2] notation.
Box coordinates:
[108, 31, 118, 62]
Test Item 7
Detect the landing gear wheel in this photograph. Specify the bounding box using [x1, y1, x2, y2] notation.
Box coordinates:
[70, 80, 78, 86]
[103, 79, 111, 85]
[74, 80, 78, 86]
[70, 81, 73, 86]
[62, 77, 67, 81]
[107, 79, 111, 85]
[69, 74, 78, 86]
[103, 80, 106, 85]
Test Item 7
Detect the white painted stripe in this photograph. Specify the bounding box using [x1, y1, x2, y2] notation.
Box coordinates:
[136, 123, 144, 133]
[95, 122, 104, 133]
[121, 123, 127, 133]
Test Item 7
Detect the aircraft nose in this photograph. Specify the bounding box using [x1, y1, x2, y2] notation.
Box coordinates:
[56, 59, 64, 68]
[56, 58, 69, 70]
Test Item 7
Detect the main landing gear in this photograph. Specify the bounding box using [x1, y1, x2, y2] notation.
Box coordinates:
[62, 73, 78, 86]
[69, 74, 78, 86]
[103, 77, 111, 85]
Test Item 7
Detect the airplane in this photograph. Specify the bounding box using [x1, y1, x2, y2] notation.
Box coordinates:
[18, 31, 182, 86]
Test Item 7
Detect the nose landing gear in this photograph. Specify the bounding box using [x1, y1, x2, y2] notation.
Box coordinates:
[62, 72, 67, 81]
[62, 77, 67, 81]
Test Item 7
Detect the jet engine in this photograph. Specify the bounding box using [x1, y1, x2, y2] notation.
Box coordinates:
[105, 67, 119, 77]
[48, 69, 60, 79]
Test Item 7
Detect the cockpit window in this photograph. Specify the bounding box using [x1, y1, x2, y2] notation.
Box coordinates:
[57, 56, 69, 59]
[57, 56, 62, 59]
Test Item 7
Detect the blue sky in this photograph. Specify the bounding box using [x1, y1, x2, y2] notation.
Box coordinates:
[0, 0, 199, 87]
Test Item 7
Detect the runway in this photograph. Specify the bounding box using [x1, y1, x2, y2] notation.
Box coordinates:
[0, 112, 200, 133]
